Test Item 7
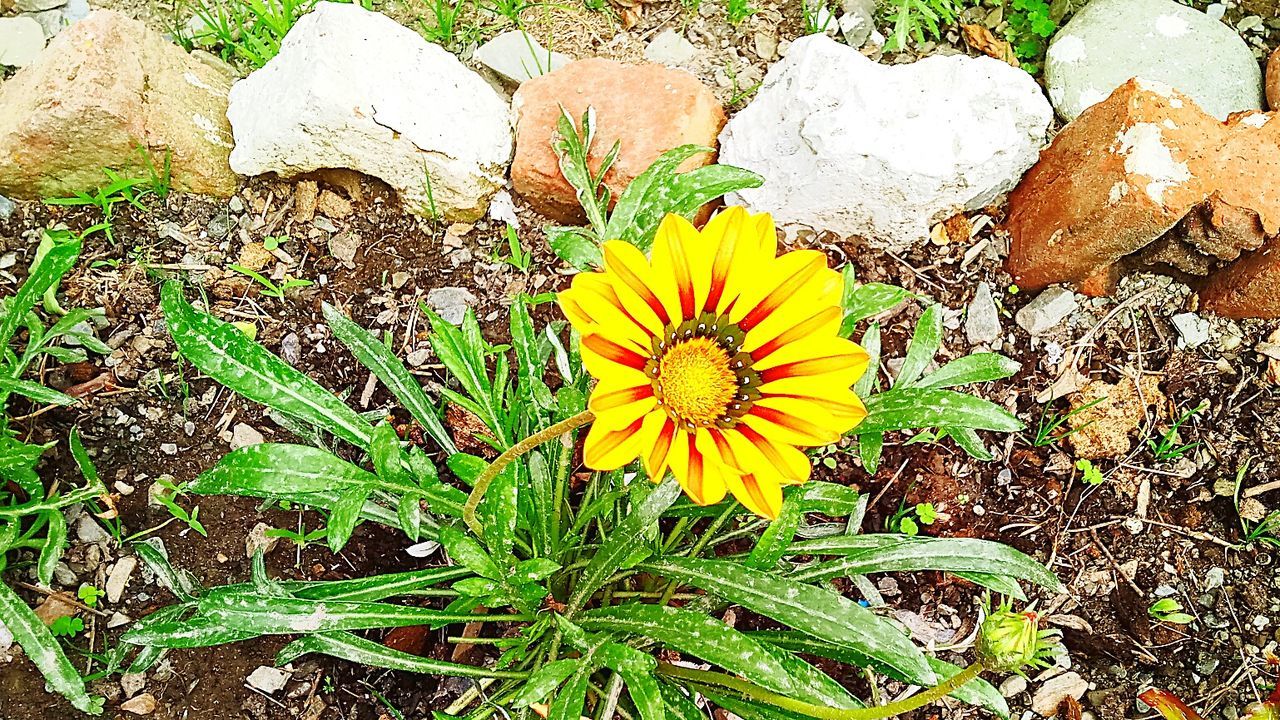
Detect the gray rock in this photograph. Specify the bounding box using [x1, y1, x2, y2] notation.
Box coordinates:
[473, 30, 569, 85]
[15, 0, 66, 12]
[1016, 286, 1078, 335]
[644, 28, 698, 67]
[965, 281, 1001, 345]
[0, 17, 46, 67]
[246, 665, 292, 694]
[999, 674, 1028, 697]
[837, 0, 876, 46]
[1045, 0, 1263, 121]
[52, 562, 77, 586]
[1170, 312, 1210, 349]
[23, 9, 66, 39]
[427, 286, 478, 325]
[61, 0, 89, 24]
[0, 195, 13, 220]
[245, 522, 280, 558]
[230, 422, 265, 450]
[0, 619, 13, 654]
[75, 514, 111, 544]
[120, 672, 147, 698]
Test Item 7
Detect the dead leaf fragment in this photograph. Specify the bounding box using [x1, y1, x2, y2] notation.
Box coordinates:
[961, 24, 1018, 67]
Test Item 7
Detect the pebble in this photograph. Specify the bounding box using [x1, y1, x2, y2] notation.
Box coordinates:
[115, 481, 135, 496]
[160, 443, 178, 455]
[24, 9, 65, 40]
[52, 562, 77, 586]
[1000, 674, 1028, 697]
[245, 522, 280, 558]
[964, 281, 1001, 345]
[107, 612, 130, 628]
[1031, 672, 1089, 716]
[228, 195, 244, 213]
[246, 665, 292, 694]
[1204, 567, 1225, 590]
[644, 28, 699, 66]
[105, 556, 138, 603]
[230, 422, 265, 450]
[120, 672, 147, 698]
[1170, 312, 1211, 349]
[0, 17, 46, 67]
[75, 515, 111, 545]
[426, 286, 478, 325]
[1015, 286, 1079, 335]
[120, 692, 158, 715]
[0, 620, 13, 654]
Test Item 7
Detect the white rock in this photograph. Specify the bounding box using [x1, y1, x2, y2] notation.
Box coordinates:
[15, 0, 65, 12]
[965, 281, 1001, 345]
[120, 692, 158, 715]
[246, 665, 292, 694]
[230, 422, 265, 450]
[1170, 312, 1210, 349]
[0, 17, 46, 67]
[999, 674, 1028, 697]
[1031, 671, 1088, 716]
[0, 619, 13, 654]
[427, 286, 478, 325]
[75, 514, 111, 544]
[474, 30, 570, 84]
[719, 35, 1051, 251]
[227, 2, 512, 222]
[644, 28, 699, 66]
[1016, 286, 1079, 335]
[105, 556, 138, 603]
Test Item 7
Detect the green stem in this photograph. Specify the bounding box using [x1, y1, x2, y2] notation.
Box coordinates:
[659, 501, 738, 605]
[463, 410, 595, 536]
[656, 661, 985, 720]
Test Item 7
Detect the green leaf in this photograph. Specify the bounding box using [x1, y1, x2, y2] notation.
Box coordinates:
[510, 297, 554, 411]
[134, 538, 199, 602]
[659, 683, 708, 720]
[277, 631, 526, 679]
[637, 556, 936, 686]
[0, 582, 104, 714]
[566, 479, 682, 613]
[546, 227, 603, 270]
[858, 388, 1024, 433]
[162, 283, 373, 449]
[550, 666, 591, 720]
[323, 303, 456, 454]
[747, 493, 802, 570]
[893, 304, 942, 389]
[0, 230, 81, 351]
[858, 432, 884, 475]
[854, 323, 881, 397]
[478, 465, 518, 561]
[327, 486, 370, 552]
[839, 279, 913, 335]
[795, 482, 862, 517]
[423, 307, 504, 444]
[605, 145, 764, 252]
[0, 377, 76, 406]
[786, 535, 1062, 592]
[439, 525, 500, 579]
[189, 444, 385, 497]
[917, 353, 1021, 389]
[36, 508, 67, 586]
[511, 659, 581, 706]
[579, 604, 798, 696]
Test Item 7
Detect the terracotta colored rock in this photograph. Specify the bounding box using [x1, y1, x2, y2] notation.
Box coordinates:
[1006, 80, 1221, 291]
[1268, 47, 1280, 111]
[511, 58, 725, 223]
[1006, 79, 1280, 315]
[0, 10, 236, 200]
[1201, 237, 1280, 318]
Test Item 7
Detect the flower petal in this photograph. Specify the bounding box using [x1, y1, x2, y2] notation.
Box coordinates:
[732, 250, 828, 332]
[651, 214, 707, 320]
[582, 414, 646, 470]
[638, 412, 676, 483]
[601, 240, 674, 334]
[700, 430, 780, 519]
[667, 429, 727, 506]
[727, 425, 813, 486]
[560, 272, 656, 351]
[743, 397, 841, 447]
[588, 381, 657, 429]
[712, 209, 778, 317]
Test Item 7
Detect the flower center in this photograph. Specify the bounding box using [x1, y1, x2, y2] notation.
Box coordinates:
[647, 312, 762, 431]
[657, 337, 736, 427]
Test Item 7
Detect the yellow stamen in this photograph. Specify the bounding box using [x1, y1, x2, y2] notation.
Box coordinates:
[658, 337, 736, 426]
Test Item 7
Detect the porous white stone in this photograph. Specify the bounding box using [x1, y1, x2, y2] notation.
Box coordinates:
[227, 2, 512, 221]
[474, 30, 570, 84]
[719, 34, 1051, 250]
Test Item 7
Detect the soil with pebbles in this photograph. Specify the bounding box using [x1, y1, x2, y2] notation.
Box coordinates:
[2, 1, 1279, 719]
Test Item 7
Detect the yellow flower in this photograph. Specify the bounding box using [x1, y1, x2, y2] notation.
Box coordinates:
[558, 207, 869, 519]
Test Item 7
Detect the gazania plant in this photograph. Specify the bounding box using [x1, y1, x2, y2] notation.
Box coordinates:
[119, 111, 1056, 720]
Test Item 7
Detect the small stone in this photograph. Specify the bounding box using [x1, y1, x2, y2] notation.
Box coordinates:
[107, 611, 130, 628]
[1016, 287, 1079, 335]
[0, 620, 13, 654]
[245, 522, 280, 558]
[1204, 567, 1225, 590]
[752, 30, 778, 61]
[0, 195, 14, 220]
[1170, 312, 1211, 348]
[294, 180, 319, 222]
[1031, 672, 1089, 717]
[207, 212, 234, 239]
[643, 28, 698, 66]
[1000, 674, 1028, 698]
[227, 195, 244, 213]
[965, 282, 1001, 344]
[246, 665, 292, 694]
[1045, 0, 1263, 122]
[236, 241, 275, 273]
[316, 189, 352, 219]
[75, 514, 111, 544]
[34, 595, 77, 625]
[160, 443, 178, 456]
[230, 423, 264, 450]
[1268, 47, 1280, 111]
[0, 17, 46, 67]
[474, 30, 570, 84]
[837, 0, 876, 46]
[105, 556, 138, 603]
[52, 562, 76, 586]
[120, 692, 158, 715]
[120, 672, 146, 698]
[426, 287, 478, 325]
[1068, 375, 1165, 459]
[329, 232, 362, 268]
[25, 9, 67, 40]
[60, 0, 87, 24]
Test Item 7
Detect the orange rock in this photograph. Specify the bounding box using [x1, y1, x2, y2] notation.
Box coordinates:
[1200, 236, 1280, 319]
[1268, 47, 1280, 111]
[1005, 80, 1280, 320]
[511, 59, 725, 223]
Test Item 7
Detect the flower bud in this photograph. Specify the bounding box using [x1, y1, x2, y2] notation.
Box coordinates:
[976, 602, 1056, 675]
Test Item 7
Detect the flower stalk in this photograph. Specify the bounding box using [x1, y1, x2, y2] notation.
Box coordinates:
[463, 410, 596, 536]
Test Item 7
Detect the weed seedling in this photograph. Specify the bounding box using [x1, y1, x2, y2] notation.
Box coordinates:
[881, 0, 962, 52]
[152, 478, 208, 537]
[1148, 402, 1205, 461]
[1031, 397, 1103, 447]
[265, 524, 329, 550]
[496, 224, 531, 272]
[726, 0, 757, 23]
[45, 168, 154, 243]
[229, 265, 314, 299]
[1148, 598, 1195, 625]
[50, 616, 85, 638]
[1076, 458, 1104, 486]
[802, 0, 835, 34]
[77, 585, 103, 609]
[262, 234, 289, 252]
[887, 501, 938, 537]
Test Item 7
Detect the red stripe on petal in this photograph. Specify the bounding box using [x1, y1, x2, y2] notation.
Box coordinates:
[760, 354, 860, 383]
[605, 246, 670, 326]
[592, 385, 654, 410]
[582, 334, 649, 372]
[739, 256, 824, 331]
[646, 419, 676, 481]
[751, 307, 842, 361]
[750, 405, 831, 439]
